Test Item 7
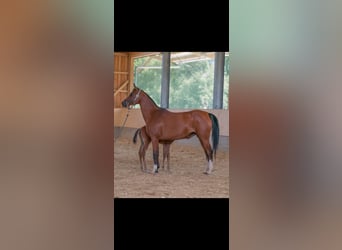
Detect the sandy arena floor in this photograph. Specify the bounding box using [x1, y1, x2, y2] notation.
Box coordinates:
[114, 136, 229, 198]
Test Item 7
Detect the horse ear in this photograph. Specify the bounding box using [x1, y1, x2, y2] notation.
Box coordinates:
[133, 82, 137, 88]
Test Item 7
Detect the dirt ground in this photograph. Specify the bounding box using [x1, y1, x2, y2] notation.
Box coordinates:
[114, 137, 229, 198]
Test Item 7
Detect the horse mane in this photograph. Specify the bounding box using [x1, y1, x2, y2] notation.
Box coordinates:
[141, 89, 162, 109]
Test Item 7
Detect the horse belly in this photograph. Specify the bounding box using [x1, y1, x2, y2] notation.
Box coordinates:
[149, 112, 195, 140]
[159, 125, 193, 140]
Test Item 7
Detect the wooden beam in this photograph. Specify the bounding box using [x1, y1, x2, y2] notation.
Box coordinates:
[114, 80, 129, 97]
[129, 52, 160, 58]
[114, 52, 129, 56]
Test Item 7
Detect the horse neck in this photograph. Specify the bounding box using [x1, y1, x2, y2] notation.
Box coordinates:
[139, 93, 160, 123]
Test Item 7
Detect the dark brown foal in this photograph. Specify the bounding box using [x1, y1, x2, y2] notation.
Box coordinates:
[133, 126, 173, 173]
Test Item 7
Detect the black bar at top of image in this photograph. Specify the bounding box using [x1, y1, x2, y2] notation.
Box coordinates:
[114, 0, 229, 52]
[114, 198, 229, 250]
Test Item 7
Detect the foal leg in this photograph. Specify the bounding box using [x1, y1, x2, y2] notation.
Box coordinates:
[151, 138, 160, 174]
[164, 143, 171, 172]
[138, 144, 144, 171]
[138, 130, 144, 171]
[141, 137, 151, 172]
[162, 144, 167, 170]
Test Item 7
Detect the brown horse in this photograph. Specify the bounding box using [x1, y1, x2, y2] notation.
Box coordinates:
[122, 85, 219, 174]
[133, 126, 173, 172]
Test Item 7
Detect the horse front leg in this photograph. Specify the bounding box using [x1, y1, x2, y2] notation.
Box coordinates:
[151, 138, 160, 174]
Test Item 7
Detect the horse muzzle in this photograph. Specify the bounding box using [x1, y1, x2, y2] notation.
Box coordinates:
[122, 100, 128, 108]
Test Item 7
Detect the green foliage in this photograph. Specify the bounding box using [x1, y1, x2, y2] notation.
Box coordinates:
[134, 57, 162, 105]
[134, 54, 229, 109]
[170, 60, 214, 109]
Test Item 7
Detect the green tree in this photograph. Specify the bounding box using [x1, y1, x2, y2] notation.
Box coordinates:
[169, 59, 214, 109]
[134, 53, 229, 109]
[134, 56, 162, 105]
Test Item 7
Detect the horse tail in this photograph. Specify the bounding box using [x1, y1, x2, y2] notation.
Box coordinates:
[209, 113, 220, 159]
[133, 128, 141, 144]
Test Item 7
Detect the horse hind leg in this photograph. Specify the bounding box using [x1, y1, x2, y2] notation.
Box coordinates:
[198, 135, 214, 174]
[205, 146, 214, 175]
[206, 157, 214, 174]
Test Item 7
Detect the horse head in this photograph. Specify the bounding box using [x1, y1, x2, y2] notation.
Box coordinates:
[121, 84, 142, 108]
